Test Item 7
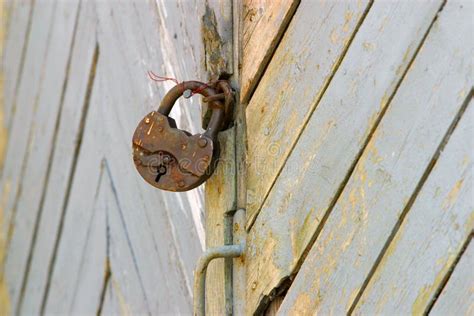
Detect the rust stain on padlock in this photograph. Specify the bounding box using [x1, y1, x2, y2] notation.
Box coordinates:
[132, 80, 234, 192]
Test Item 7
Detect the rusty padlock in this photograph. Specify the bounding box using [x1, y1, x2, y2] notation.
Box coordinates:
[132, 81, 233, 192]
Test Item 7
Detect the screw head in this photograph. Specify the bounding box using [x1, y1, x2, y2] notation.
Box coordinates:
[162, 156, 170, 164]
[178, 180, 185, 188]
[145, 117, 150, 124]
[183, 89, 193, 99]
[198, 138, 208, 148]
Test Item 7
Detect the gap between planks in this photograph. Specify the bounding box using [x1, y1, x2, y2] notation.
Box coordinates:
[347, 87, 473, 314]
[246, 0, 375, 231]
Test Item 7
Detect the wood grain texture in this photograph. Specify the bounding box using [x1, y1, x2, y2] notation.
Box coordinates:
[202, 0, 233, 79]
[205, 127, 236, 315]
[277, 2, 473, 314]
[245, 0, 444, 312]
[353, 101, 473, 315]
[4, 1, 80, 312]
[241, 0, 299, 103]
[20, 2, 98, 313]
[245, 0, 371, 228]
[430, 240, 474, 316]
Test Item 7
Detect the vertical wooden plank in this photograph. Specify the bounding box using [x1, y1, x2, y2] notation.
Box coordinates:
[3, 1, 80, 312]
[245, 0, 444, 312]
[430, 240, 474, 316]
[245, 0, 372, 228]
[20, 2, 98, 312]
[277, 2, 472, 314]
[353, 102, 473, 315]
[205, 127, 236, 315]
[202, 0, 233, 79]
[241, 0, 299, 103]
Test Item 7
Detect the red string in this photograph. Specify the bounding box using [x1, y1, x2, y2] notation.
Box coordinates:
[147, 70, 220, 97]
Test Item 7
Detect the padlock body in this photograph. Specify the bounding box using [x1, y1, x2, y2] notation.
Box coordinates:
[132, 111, 218, 192]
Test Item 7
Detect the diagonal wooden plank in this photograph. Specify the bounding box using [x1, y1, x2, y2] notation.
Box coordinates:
[20, 2, 99, 313]
[277, 2, 473, 314]
[430, 239, 474, 315]
[241, 0, 299, 103]
[353, 101, 473, 314]
[1, 0, 33, 130]
[104, 164, 151, 314]
[245, 0, 372, 227]
[68, 166, 108, 314]
[245, 0, 445, 312]
[44, 63, 106, 313]
[0, 0, 56, 250]
[3, 1, 81, 312]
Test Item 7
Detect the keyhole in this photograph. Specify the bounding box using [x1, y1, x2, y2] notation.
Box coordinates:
[155, 165, 167, 183]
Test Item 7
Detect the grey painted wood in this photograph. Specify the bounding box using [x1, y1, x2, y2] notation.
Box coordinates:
[1, 0, 33, 130]
[40, 0, 209, 313]
[20, 1, 98, 313]
[0, 1, 56, 250]
[430, 240, 474, 315]
[245, 0, 444, 312]
[277, 1, 473, 313]
[4, 1, 80, 312]
[353, 101, 473, 314]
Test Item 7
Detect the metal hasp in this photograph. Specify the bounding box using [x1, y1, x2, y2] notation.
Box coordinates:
[193, 244, 244, 316]
[132, 80, 234, 192]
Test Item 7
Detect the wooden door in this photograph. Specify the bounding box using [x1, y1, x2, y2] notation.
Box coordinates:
[1, 0, 210, 314]
[242, 0, 473, 314]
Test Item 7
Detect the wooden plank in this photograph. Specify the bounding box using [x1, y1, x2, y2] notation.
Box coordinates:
[1, 0, 33, 129]
[245, 0, 445, 312]
[276, 2, 473, 314]
[202, 0, 233, 79]
[93, 0, 203, 310]
[0, 0, 55, 249]
[204, 127, 236, 315]
[103, 169, 150, 314]
[430, 240, 474, 316]
[245, 0, 371, 227]
[3, 1, 80, 312]
[68, 168, 108, 314]
[43, 63, 106, 313]
[20, 2, 98, 313]
[353, 102, 473, 314]
[241, 0, 299, 103]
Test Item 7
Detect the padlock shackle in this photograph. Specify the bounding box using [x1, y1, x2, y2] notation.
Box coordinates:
[157, 81, 224, 140]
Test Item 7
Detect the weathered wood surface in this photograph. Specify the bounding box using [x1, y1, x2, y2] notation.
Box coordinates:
[0, 0, 56, 254]
[5, 1, 81, 312]
[245, 0, 371, 228]
[276, 1, 473, 313]
[352, 102, 473, 314]
[430, 239, 474, 316]
[2, 0, 210, 313]
[241, 0, 299, 103]
[21, 2, 98, 312]
[205, 127, 236, 315]
[246, 0, 445, 312]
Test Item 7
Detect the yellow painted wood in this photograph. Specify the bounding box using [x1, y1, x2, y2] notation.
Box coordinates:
[241, 0, 299, 103]
[245, 0, 371, 229]
[277, 2, 472, 313]
[245, 0, 444, 312]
